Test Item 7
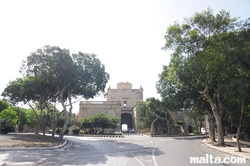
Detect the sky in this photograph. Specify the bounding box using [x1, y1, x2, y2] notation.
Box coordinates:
[1, 0, 250, 113]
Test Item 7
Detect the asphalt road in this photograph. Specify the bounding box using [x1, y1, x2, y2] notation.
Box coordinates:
[0, 134, 249, 166]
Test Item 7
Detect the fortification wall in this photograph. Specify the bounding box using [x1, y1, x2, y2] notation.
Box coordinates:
[107, 83, 143, 108]
[78, 101, 122, 119]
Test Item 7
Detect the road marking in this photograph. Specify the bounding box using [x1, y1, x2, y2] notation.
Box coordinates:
[152, 148, 158, 166]
[130, 152, 145, 166]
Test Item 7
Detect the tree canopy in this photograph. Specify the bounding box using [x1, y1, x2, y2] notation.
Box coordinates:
[82, 112, 119, 134]
[2, 45, 110, 139]
[161, 7, 250, 147]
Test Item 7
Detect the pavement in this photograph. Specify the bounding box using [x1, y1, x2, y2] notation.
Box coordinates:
[0, 133, 250, 164]
[202, 134, 250, 160]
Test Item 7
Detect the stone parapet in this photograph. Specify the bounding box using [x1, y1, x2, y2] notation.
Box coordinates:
[80, 101, 121, 105]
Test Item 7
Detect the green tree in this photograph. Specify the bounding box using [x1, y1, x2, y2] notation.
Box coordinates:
[7, 45, 109, 140]
[162, 8, 242, 146]
[145, 97, 165, 135]
[24, 109, 39, 128]
[2, 77, 55, 135]
[0, 100, 9, 112]
[82, 112, 119, 134]
[0, 107, 18, 133]
[70, 113, 81, 128]
[136, 101, 149, 129]
[215, 27, 250, 151]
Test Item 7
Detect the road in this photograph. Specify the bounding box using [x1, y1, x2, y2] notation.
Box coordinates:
[0, 134, 249, 166]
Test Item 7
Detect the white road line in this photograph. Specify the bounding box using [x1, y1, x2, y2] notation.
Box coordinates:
[152, 148, 158, 166]
[130, 152, 145, 166]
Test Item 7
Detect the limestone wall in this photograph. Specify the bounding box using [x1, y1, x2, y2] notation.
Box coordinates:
[78, 82, 144, 131]
[78, 101, 122, 119]
[107, 83, 143, 108]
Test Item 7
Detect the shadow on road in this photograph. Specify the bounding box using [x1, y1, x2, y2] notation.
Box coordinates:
[0, 136, 165, 166]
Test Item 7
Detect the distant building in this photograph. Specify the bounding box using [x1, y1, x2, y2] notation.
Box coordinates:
[78, 82, 143, 131]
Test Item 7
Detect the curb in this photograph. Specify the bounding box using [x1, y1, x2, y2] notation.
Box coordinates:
[0, 139, 68, 151]
[202, 139, 250, 161]
[73, 134, 124, 138]
[232, 137, 250, 146]
[150, 134, 189, 137]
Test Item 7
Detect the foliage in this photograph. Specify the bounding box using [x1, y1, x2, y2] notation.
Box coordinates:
[2, 45, 109, 139]
[0, 107, 18, 133]
[136, 98, 168, 134]
[82, 112, 119, 134]
[108, 131, 123, 135]
[69, 113, 82, 128]
[1, 77, 55, 134]
[161, 7, 250, 147]
[0, 100, 9, 112]
[176, 120, 184, 126]
[24, 109, 39, 128]
[72, 129, 80, 135]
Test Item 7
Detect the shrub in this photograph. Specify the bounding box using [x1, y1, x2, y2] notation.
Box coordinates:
[177, 120, 184, 126]
[154, 132, 162, 135]
[73, 129, 80, 135]
[193, 130, 199, 134]
[108, 131, 123, 135]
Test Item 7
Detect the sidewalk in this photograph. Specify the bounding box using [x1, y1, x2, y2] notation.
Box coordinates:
[203, 134, 250, 160]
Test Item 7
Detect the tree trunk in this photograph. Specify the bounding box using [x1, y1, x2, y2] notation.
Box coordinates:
[214, 115, 225, 146]
[236, 125, 242, 152]
[59, 110, 70, 139]
[27, 102, 40, 135]
[167, 123, 170, 135]
[209, 117, 216, 142]
[52, 110, 63, 137]
[236, 96, 245, 152]
[58, 88, 68, 140]
[166, 111, 172, 135]
[35, 123, 39, 135]
[41, 114, 49, 136]
[151, 117, 158, 135]
[59, 89, 73, 140]
[203, 87, 224, 146]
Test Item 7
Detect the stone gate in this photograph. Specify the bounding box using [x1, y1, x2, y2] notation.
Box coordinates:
[78, 82, 143, 132]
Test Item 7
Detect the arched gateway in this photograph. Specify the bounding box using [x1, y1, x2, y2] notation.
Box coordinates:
[78, 82, 143, 132]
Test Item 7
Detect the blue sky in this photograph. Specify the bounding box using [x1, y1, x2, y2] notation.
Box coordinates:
[1, 0, 250, 113]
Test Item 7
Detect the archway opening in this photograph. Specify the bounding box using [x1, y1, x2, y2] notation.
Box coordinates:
[121, 113, 133, 129]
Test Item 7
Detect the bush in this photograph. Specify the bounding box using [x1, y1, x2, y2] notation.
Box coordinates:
[56, 129, 61, 134]
[154, 132, 162, 135]
[193, 130, 199, 134]
[177, 120, 184, 126]
[1, 126, 13, 134]
[108, 131, 123, 135]
[73, 129, 80, 135]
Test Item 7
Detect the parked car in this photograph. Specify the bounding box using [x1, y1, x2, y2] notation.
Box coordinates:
[128, 128, 134, 133]
[201, 128, 208, 134]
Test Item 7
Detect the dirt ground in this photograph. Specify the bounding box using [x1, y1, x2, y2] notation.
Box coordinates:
[0, 133, 65, 148]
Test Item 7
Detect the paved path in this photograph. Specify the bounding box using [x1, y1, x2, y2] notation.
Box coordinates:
[203, 135, 250, 160]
